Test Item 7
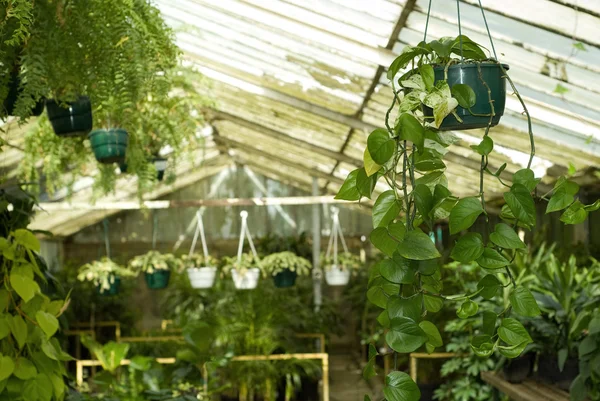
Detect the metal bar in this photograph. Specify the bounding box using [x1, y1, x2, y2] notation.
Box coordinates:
[312, 177, 323, 312]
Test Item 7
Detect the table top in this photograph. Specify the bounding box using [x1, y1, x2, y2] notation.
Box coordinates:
[481, 371, 571, 401]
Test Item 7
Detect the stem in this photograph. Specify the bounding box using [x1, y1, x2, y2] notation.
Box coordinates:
[408, 146, 417, 229]
[402, 141, 410, 220]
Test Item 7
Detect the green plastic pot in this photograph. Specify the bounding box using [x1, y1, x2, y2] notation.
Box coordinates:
[88, 128, 128, 164]
[97, 276, 121, 296]
[273, 269, 297, 288]
[46, 96, 93, 137]
[424, 63, 509, 131]
[2, 69, 44, 118]
[145, 270, 171, 290]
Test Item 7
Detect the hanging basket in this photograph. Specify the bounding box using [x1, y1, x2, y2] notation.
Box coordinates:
[325, 265, 350, 286]
[232, 268, 260, 290]
[144, 269, 171, 290]
[187, 267, 217, 289]
[97, 275, 121, 296]
[424, 63, 509, 131]
[153, 157, 167, 181]
[88, 128, 128, 164]
[45, 96, 93, 137]
[273, 269, 297, 288]
[2, 68, 45, 118]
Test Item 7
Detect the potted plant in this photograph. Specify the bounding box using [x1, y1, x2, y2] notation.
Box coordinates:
[129, 250, 182, 290]
[181, 253, 220, 289]
[45, 95, 93, 137]
[262, 251, 312, 288]
[223, 253, 262, 290]
[321, 252, 361, 286]
[88, 128, 129, 164]
[77, 257, 135, 295]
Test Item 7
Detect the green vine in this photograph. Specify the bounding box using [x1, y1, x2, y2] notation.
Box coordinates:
[336, 35, 600, 400]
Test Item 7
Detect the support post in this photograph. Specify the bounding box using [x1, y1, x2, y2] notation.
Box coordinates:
[312, 177, 322, 312]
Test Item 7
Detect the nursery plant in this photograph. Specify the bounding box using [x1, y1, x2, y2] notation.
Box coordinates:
[222, 253, 263, 290]
[129, 251, 182, 290]
[77, 257, 135, 295]
[335, 33, 599, 399]
[262, 251, 312, 288]
[181, 253, 219, 270]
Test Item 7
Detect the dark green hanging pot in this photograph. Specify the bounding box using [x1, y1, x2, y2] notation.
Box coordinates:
[46, 96, 93, 137]
[424, 63, 509, 131]
[2, 68, 45, 118]
[88, 128, 128, 164]
[97, 276, 121, 296]
[144, 269, 171, 290]
[273, 269, 297, 288]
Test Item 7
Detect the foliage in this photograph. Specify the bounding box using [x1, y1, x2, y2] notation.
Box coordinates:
[180, 253, 219, 270]
[129, 251, 183, 274]
[262, 251, 312, 276]
[77, 257, 135, 292]
[570, 310, 600, 401]
[336, 34, 596, 400]
[321, 252, 362, 271]
[257, 232, 313, 260]
[0, 186, 73, 400]
[222, 253, 262, 276]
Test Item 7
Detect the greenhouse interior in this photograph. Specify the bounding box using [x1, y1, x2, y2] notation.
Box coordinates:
[1, 0, 600, 400]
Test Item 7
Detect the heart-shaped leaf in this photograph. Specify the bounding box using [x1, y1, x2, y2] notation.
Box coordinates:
[397, 231, 440, 260]
[386, 317, 427, 353]
[509, 286, 541, 317]
[372, 191, 401, 228]
[451, 84, 476, 109]
[477, 248, 509, 270]
[368, 128, 395, 165]
[449, 197, 484, 234]
[489, 223, 525, 249]
[0, 355, 15, 381]
[383, 371, 421, 401]
[451, 233, 484, 263]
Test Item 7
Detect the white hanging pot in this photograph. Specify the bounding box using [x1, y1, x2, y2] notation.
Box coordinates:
[187, 267, 217, 289]
[325, 265, 350, 286]
[231, 268, 260, 290]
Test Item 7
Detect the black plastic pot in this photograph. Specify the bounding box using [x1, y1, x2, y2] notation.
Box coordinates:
[273, 269, 297, 288]
[503, 353, 534, 383]
[144, 270, 171, 290]
[153, 157, 167, 181]
[424, 63, 509, 131]
[2, 68, 44, 118]
[46, 96, 93, 137]
[538, 354, 579, 391]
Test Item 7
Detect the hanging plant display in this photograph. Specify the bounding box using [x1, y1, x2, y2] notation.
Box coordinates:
[262, 251, 312, 288]
[322, 252, 361, 286]
[129, 251, 182, 290]
[223, 253, 262, 290]
[45, 96, 93, 137]
[77, 257, 136, 295]
[153, 156, 168, 181]
[88, 128, 128, 164]
[182, 254, 220, 289]
[1, 67, 45, 118]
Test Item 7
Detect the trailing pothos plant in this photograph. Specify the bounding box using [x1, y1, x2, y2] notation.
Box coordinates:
[335, 35, 599, 400]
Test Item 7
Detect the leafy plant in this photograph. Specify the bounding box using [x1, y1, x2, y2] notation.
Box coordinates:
[222, 253, 262, 276]
[77, 257, 135, 292]
[180, 253, 219, 270]
[335, 34, 597, 399]
[262, 252, 312, 276]
[129, 251, 183, 274]
[570, 311, 600, 401]
[321, 252, 361, 271]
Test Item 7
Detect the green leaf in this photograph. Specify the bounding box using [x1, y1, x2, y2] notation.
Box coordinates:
[471, 337, 494, 357]
[430, 38, 454, 58]
[387, 294, 422, 322]
[10, 264, 39, 303]
[388, 221, 407, 241]
[377, 310, 390, 328]
[356, 168, 376, 199]
[23, 373, 53, 401]
[489, 223, 525, 249]
[0, 355, 15, 381]
[509, 286, 541, 317]
[130, 355, 153, 371]
[387, 47, 428, 80]
[457, 299, 478, 319]
[477, 274, 502, 300]
[513, 169, 540, 192]
[423, 81, 459, 128]
[419, 64, 434, 90]
[546, 177, 579, 213]
[414, 150, 446, 172]
[476, 248, 510, 270]
[13, 229, 40, 252]
[470, 136, 493, 156]
[35, 311, 59, 338]
[398, 113, 425, 152]
[373, 191, 401, 228]
[569, 374, 588, 401]
[499, 341, 529, 359]
[415, 171, 447, 189]
[449, 197, 484, 234]
[585, 199, 600, 212]
[424, 294, 443, 313]
[413, 184, 434, 223]
[387, 317, 427, 353]
[498, 318, 532, 346]
[384, 371, 421, 401]
[335, 170, 361, 201]
[451, 84, 476, 108]
[0, 290, 9, 311]
[451, 35, 487, 60]
[368, 128, 395, 165]
[451, 232, 484, 263]
[560, 200, 587, 225]
[419, 321, 443, 351]
[363, 344, 378, 380]
[0, 316, 10, 340]
[504, 184, 536, 228]
[397, 231, 441, 260]
[482, 311, 497, 336]
[558, 348, 568, 372]
[578, 336, 597, 357]
[14, 358, 37, 380]
[364, 148, 382, 177]
[370, 228, 398, 258]
[8, 315, 27, 349]
[379, 254, 415, 284]
[367, 270, 400, 309]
